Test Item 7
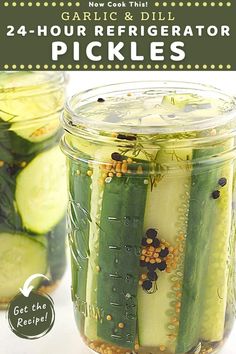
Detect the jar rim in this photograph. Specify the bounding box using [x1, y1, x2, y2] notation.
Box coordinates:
[0, 71, 66, 129]
[0, 71, 65, 97]
[63, 80, 236, 141]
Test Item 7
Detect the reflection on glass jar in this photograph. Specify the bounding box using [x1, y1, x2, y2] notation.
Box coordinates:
[61, 82, 236, 354]
[0, 72, 67, 307]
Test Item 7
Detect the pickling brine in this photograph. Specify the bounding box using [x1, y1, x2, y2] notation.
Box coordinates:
[61, 82, 236, 354]
[0, 72, 67, 307]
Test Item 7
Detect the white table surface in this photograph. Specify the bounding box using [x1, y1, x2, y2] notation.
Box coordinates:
[0, 268, 235, 354]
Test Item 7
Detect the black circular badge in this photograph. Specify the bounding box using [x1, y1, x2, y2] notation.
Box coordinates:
[8, 291, 55, 339]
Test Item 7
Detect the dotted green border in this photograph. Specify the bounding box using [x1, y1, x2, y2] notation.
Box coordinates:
[0, 1, 232, 6]
[2, 64, 232, 70]
[2, 1, 80, 7]
[155, 1, 231, 6]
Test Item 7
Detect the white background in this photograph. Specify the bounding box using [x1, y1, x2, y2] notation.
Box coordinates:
[0, 71, 236, 354]
[67, 71, 236, 96]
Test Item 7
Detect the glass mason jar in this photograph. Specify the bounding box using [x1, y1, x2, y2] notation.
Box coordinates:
[0, 72, 67, 307]
[61, 81, 236, 354]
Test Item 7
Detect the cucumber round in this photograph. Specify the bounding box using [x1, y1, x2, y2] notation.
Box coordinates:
[0, 233, 47, 299]
[10, 116, 60, 143]
[15, 146, 67, 234]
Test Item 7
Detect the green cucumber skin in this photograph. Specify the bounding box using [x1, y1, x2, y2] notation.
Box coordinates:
[0, 141, 14, 164]
[199, 155, 233, 342]
[224, 206, 236, 337]
[96, 174, 148, 349]
[0, 122, 66, 294]
[0, 118, 62, 162]
[68, 157, 92, 331]
[15, 145, 67, 234]
[0, 232, 47, 299]
[0, 165, 22, 233]
[47, 216, 67, 281]
[136, 147, 192, 351]
[176, 146, 226, 354]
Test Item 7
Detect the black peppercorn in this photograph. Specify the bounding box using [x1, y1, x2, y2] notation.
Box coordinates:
[142, 280, 152, 291]
[157, 261, 167, 271]
[111, 152, 123, 161]
[147, 263, 158, 271]
[146, 228, 158, 239]
[159, 248, 169, 258]
[117, 134, 128, 140]
[147, 271, 158, 281]
[152, 238, 161, 248]
[141, 238, 147, 246]
[117, 134, 136, 141]
[7, 165, 19, 176]
[140, 260, 146, 267]
[97, 97, 105, 103]
[218, 177, 227, 187]
[212, 190, 220, 199]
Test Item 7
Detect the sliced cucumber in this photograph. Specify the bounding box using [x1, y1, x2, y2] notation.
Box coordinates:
[199, 141, 234, 342]
[63, 138, 101, 338]
[0, 109, 16, 122]
[0, 72, 64, 143]
[0, 233, 47, 299]
[47, 216, 67, 282]
[84, 150, 105, 341]
[162, 93, 219, 122]
[137, 147, 192, 351]
[176, 140, 233, 353]
[162, 93, 211, 111]
[15, 146, 67, 234]
[0, 87, 64, 125]
[68, 156, 92, 332]
[96, 164, 148, 349]
[10, 115, 60, 143]
[84, 147, 119, 341]
[0, 116, 62, 160]
[0, 164, 22, 232]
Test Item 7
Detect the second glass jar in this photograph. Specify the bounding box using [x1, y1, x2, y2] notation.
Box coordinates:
[0, 71, 67, 306]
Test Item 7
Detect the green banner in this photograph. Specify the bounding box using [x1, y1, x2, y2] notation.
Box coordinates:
[0, 0, 235, 70]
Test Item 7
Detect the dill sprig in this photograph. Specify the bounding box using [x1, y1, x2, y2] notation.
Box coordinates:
[118, 137, 168, 191]
[118, 132, 194, 190]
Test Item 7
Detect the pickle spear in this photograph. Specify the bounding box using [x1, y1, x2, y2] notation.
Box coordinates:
[68, 156, 92, 331]
[137, 146, 192, 352]
[177, 140, 233, 353]
[84, 149, 109, 341]
[96, 159, 148, 349]
[199, 141, 233, 342]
